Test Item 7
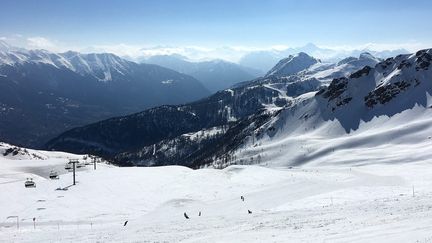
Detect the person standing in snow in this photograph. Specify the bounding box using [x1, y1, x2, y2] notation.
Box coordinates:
[241, 196, 244, 201]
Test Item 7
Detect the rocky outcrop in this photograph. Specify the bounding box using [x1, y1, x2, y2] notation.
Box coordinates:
[364, 81, 412, 108]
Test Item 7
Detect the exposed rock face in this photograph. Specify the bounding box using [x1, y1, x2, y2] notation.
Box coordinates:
[317, 77, 353, 111]
[320, 77, 349, 101]
[365, 81, 412, 108]
[415, 50, 431, 71]
[286, 78, 321, 97]
[398, 59, 412, 70]
[349, 66, 372, 79]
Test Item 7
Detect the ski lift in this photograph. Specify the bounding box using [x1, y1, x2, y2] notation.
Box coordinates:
[49, 170, 59, 179]
[24, 178, 36, 188]
[64, 163, 72, 170]
[76, 162, 85, 168]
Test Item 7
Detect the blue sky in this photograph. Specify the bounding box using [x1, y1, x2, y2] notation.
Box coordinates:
[1, 0, 431, 59]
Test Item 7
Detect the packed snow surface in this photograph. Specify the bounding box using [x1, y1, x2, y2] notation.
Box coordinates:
[1, 143, 432, 242]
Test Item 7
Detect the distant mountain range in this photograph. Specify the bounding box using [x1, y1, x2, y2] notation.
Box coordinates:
[143, 55, 263, 92]
[0, 41, 210, 147]
[239, 43, 408, 73]
[115, 43, 409, 75]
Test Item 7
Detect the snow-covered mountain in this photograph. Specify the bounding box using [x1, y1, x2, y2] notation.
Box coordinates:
[295, 51, 381, 84]
[237, 51, 381, 97]
[216, 49, 432, 168]
[1, 43, 169, 82]
[46, 50, 388, 167]
[144, 54, 262, 92]
[0, 41, 210, 147]
[265, 52, 320, 77]
[239, 43, 408, 73]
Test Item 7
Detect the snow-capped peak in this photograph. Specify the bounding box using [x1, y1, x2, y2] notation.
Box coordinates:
[359, 52, 380, 63]
[265, 52, 320, 77]
[337, 52, 379, 66]
[61, 52, 131, 81]
[0, 41, 133, 82]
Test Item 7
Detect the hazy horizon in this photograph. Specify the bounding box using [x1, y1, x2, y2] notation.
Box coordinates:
[1, 0, 431, 62]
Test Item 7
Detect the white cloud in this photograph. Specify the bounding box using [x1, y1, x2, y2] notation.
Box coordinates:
[320, 42, 430, 53]
[27, 36, 58, 50]
[85, 44, 143, 59]
[1, 34, 431, 63]
[88, 44, 244, 62]
[24, 36, 82, 53]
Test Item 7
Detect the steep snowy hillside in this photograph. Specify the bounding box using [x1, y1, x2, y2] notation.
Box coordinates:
[0, 41, 210, 147]
[145, 55, 262, 92]
[224, 49, 432, 168]
[2, 142, 432, 242]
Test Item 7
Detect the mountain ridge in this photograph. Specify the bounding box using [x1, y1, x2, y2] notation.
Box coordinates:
[144, 54, 262, 92]
[265, 52, 320, 77]
[0, 42, 211, 147]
